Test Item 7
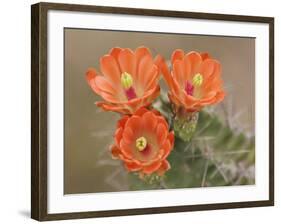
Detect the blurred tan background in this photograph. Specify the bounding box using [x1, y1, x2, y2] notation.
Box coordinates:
[64, 28, 255, 194]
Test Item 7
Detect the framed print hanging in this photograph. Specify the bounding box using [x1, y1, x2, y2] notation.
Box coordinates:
[31, 2, 274, 221]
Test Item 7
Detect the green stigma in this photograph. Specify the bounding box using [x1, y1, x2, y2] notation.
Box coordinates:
[121, 72, 133, 89]
[136, 136, 147, 151]
[192, 73, 203, 87]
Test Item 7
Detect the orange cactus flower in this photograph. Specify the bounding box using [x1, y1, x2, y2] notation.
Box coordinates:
[110, 107, 174, 177]
[86, 47, 161, 114]
[156, 50, 225, 112]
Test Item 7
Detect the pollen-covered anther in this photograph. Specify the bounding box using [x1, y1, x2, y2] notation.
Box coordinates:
[135, 136, 147, 151]
[121, 72, 133, 89]
[192, 73, 203, 87]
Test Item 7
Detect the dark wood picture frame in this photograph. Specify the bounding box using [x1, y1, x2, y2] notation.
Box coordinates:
[31, 2, 274, 221]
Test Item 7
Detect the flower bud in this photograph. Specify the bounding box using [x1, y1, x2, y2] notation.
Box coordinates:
[173, 108, 199, 142]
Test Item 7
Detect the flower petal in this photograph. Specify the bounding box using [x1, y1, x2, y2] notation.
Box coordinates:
[124, 161, 142, 171]
[114, 127, 123, 146]
[99, 92, 120, 103]
[134, 107, 149, 116]
[117, 115, 129, 128]
[157, 115, 169, 130]
[183, 57, 192, 81]
[100, 55, 121, 85]
[125, 115, 142, 132]
[200, 59, 216, 79]
[162, 139, 172, 159]
[167, 131, 175, 148]
[120, 139, 133, 158]
[142, 111, 158, 133]
[122, 127, 135, 144]
[135, 47, 152, 79]
[111, 145, 121, 159]
[95, 101, 130, 114]
[173, 59, 185, 87]
[109, 47, 122, 62]
[184, 51, 202, 75]
[94, 75, 117, 95]
[155, 55, 180, 95]
[142, 161, 162, 174]
[86, 68, 100, 94]
[156, 123, 168, 146]
[142, 85, 160, 105]
[118, 48, 136, 77]
[143, 65, 158, 91]
[157, 160, 171, 176]
[200, 52, 211, 61]
[171, 49, 185, 64]
[138, 54, 154, 86]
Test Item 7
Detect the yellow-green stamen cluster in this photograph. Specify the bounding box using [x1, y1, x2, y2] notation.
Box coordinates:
[136, 136, 147, 151]
[121, 72, 133, 89]
[192, 73, 203, 87]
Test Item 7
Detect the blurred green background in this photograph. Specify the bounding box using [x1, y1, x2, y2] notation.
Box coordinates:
[64, 28, 255, 194]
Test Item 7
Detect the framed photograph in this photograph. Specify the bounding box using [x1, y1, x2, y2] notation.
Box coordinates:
[31, 2, 274, 221]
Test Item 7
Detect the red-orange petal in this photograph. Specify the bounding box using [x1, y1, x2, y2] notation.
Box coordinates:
[125, 115, 142, 132]
[143, 65, 158, 91]
[184, 51, 202, 75]
[171, 49, 185, 64]
[120, 139, 133, 158]
[117, 115, 129, 128]
[98, 91, 121, 103]
[156, 123, 168, 146]
[86, 68, 100, 94]
[157, 160, 171, 176]
[125, 85, 160, 110]
[167, 131, 175, 148]
[200, 52, 211, 61]
[215, 91, 226, 103]
[157, 115, 169, 130]
[199, 59, 216, 79]
[151, 109, 161, 116]
[173, 59, 185, 87]
[114, 127, 123, 147]
[142, 160, 162, 174]
[155, 55, 174, 90]
[168, 92, 181, 107]
[142, 111, 158, 132]
[201, 62, 222, 91]
[142, 85, 160, 105]
[169, 72, 182, 96]
[109, 47, 122, 62]
[162, 139, 172, 159]
[182, 91, 198, 106]
[134, 107, 149, 117]
[94, 75, 117, 95]
[125, 161, 142, 171]
[138, 54, 154, 85]
[122, 127, 135, 144]
[135, 47, 152, 80]
[95, 101, 130, 114]
[111, 145, 121, 159]
[118, 48, 136, 77]
[183, 57, 192, 80]
[100, 55, 121, 85]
